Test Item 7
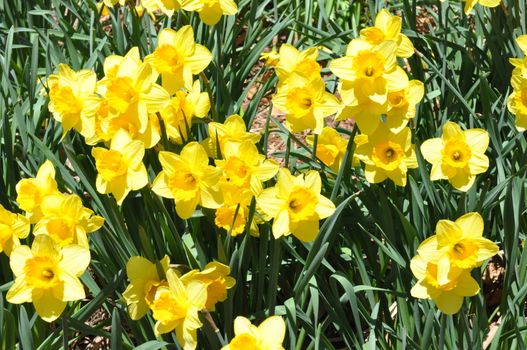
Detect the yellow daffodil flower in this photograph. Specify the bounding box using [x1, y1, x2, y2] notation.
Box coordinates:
[152, 142, 223, 219]
[416, 212, 498, 285]
[190, 0, 238, 26]
[0, 204, 30, 256]
[222, 315, 286, 350]
[354, 125, 417, 186]
[150, 269, 207, 350]
[256, 169, 336, 242]
[410, 254, 480, 315]
[203, 114, 261, 157]
[459, 0, 501, 14]
[360, 9, 415, 58]
[385, 79, 424, 132]
[146, 26, 212, 93]
[98, 47, 170, 136]
[306, 127, 360, 173]
[33, 193, 104, 247]
[16, 160, 60, 223]
[420, 121, 489, 191]
[47, 64, 99, 138]
[181, 261, 236, 310]
[123, 255, 170, 320]
[273, 74, 341, 134]
[275, 44, 321, 83]
[160, 80, 210, 144]
[6, 235, 90, 322]
[329, 39, 408, 134]
[92, 130, 149, 205]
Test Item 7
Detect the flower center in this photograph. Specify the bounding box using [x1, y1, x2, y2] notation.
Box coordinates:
[46, 218, 75, 246]
[443, 140, 471, 168]
[222, 157, 251, 187]
[355, 51, 385, 79]
[106, 77, 139, 113]
[96, 150, 128, 181]
[168, 171, 199, 200]
[287, 187, 318, 221]
[372, 141, 403, 170]
[154, 45, 185, 74]
[24, 256, 60, 289]
[287, 88, 314, 116]
[229, 333, 260, 350]
[388, 91, 406, 107]
[151, 290, 188, 323]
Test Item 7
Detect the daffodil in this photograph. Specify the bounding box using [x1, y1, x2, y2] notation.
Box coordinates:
[16, 160, 60, 223]
[6, 235, 90, 322]
[140, 0, 180, 16]
[190, 0, 238, 25]
[150, 269, 207, 350]
[92, 130, 149, 205]
[98, 47, 170, 136]
[273, 74, 341, 134]
[256, 169, 336, 242]
[146, 26, 212, 93]
[0, 204, 30, 256]
[222, 315, 286, 350]
[306, 127, 360, 173]
[329, 39, 408, 134]
[152, 142, 222, 219]
[33, 193, 104, 247]
[385, 79, 424, 132]
[181, 261, 236, 310]
[47, 64, 99, 138]
[275, 44, 321, 83]
[203, 114, 261, 157]
[420, 121, 489, 191]
[354, 125, 417, 186]
[459, 0, 501, 14]
[360, 9, 415, 58]
[410, 254, 479, 315]
[160, 80, 210, 144]
[416, 212, 498, 285]
[123, 255, 170, 320]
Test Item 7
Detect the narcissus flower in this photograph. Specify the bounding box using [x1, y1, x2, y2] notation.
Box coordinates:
[222, 315, 286, 350]
[275, 44, 321, 83]
[410, 254, 479, 315]
[360, 9, 415, 58]
[6, 235, 90, 322]
[0, 204, 30, 256]
[152, 142, 222, 219]
[190, 0, 238, 25]
[329, 39, 408, 134]
[273, 74, 341, 134]
[354, 125, 417, 186]
[33, 194, 104, 247]
[306, 127, 360, 173]
[257, 169, 336, 242]
[146, 26, 212, 93]
[203, 114, 261, 157]
[150, 269, 207, 350]
[92, 130, 149, 205]
[47, 64, 99, 138]
[416, 212, 498, 285]
[98, 47, 170, 136]
[16, 160, 60, 223]
[181, 261, 236, 310]
[457, 0, 501, 14]
[160, 80, 210, 144]
[123, 256, 170, 320]
[420, 121, 489, 191]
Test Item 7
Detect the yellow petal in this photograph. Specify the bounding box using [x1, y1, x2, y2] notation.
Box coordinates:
[61, 272, 86, 301]
[478, 0, 501, 7]
[410, 255, 427, 280]
[152, 172, 175, 199]
[315, 195, 336, 220]
[517, 35, 527, 55]
[258, 316, 286, 347]
[176, 195, 200, 219]
[234, 316, 258, 337]
[198, 3, 223, 25]
[60, 245, 91, 276]
[434, 291, 463, 315]
[473, 237, 499, 261]
[329, 57, 355, 81]
[436, 219, 461, 246]
[453, 270, 480, 297]
[290, 219, 319, 242]
[416, 236, 439, 261]
[272, 210, 290, 239]
[6, 277, 32, 304]
[397, 35, 415, 58]
[449, 171, 475, 192]
[127, 164, 149, 191]
[187, 45, 212, 74]
[32, 289, 67, 322]
[464, 129, 489, 154]
[468, 152, 489, 175]
[442, 121, 464, 141]
[455, 212, 483, 238]
[410, 281, 430, 299]
[220, 0, 238, 14]
[256, 188, 283, 218]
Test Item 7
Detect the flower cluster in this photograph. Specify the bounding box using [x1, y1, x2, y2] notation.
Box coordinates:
[5, 161, 103, 321]
[122, 256, 235, 349]
[508, 35, 527, 132]
[410, 212, 498, 314]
